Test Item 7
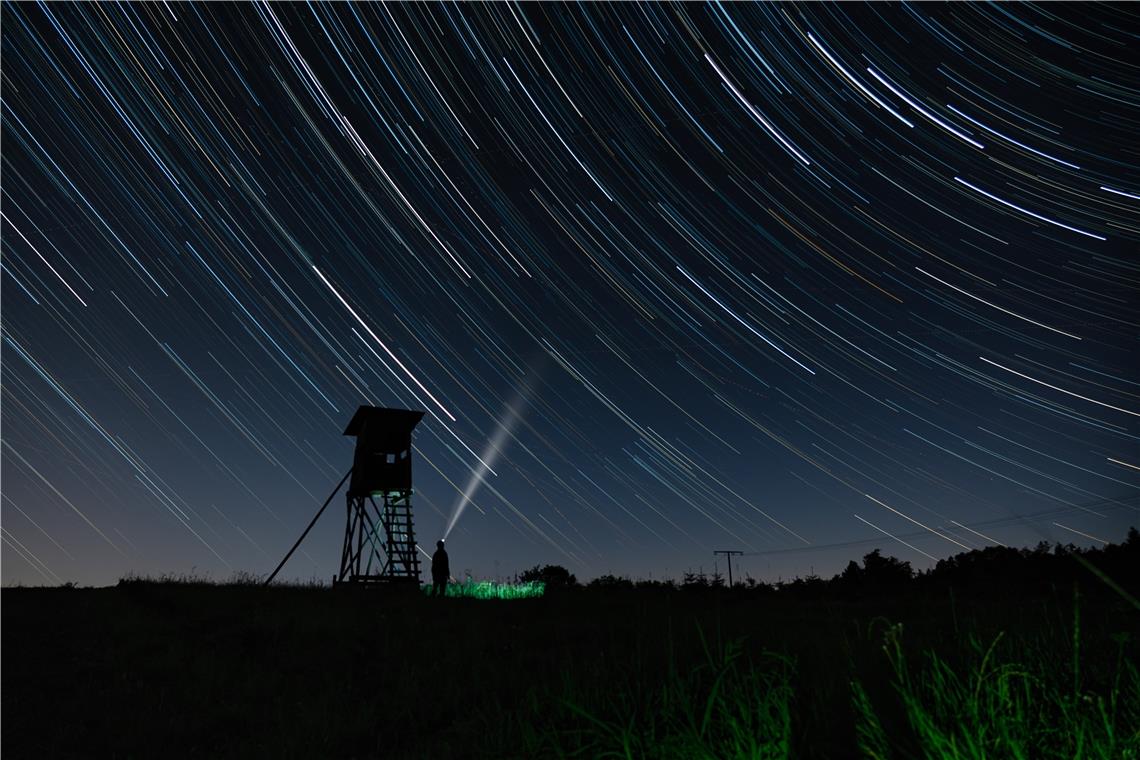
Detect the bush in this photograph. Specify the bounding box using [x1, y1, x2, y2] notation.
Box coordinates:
[587, 574, 634, 591]
[519, 564, 578, 590]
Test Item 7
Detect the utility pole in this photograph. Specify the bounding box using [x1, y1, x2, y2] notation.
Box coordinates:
[713, 550, 743, 588]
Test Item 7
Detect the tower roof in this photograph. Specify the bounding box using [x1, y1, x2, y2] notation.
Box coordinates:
[343, 406, 425, 437]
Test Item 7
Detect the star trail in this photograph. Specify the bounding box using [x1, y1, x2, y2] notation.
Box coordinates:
[2, 2, 1137, 587]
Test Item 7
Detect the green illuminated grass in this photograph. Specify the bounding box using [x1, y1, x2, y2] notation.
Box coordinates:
[511, 589, 1138, 759]
[521, 626, 794, 759]
[421, 579, 546, 599]
[852, 601, 1140, 759]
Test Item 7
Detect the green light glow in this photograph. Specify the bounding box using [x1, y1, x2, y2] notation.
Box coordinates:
[421, 580, 545, 600]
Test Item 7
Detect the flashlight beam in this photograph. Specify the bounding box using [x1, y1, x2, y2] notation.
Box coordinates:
[444, 372, 538, 539]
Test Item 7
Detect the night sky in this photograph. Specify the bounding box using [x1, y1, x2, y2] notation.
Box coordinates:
[2, 3, 1137, 588]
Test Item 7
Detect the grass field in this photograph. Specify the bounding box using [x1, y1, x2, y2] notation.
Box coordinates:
[3, 578, 1137, 758]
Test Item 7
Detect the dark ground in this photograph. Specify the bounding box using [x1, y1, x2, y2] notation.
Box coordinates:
[3, 572, 1138, 759]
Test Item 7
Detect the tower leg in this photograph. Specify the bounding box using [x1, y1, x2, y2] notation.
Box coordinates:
[337, 491, 420, 584]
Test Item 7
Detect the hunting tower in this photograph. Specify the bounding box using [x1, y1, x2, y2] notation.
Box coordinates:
[337, 406, 425, 584]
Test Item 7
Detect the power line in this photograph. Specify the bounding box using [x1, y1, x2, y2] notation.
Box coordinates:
[738, 494, 1139, 558]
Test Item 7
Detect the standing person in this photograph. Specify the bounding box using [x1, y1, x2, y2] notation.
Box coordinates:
[431, 540, 449, 597]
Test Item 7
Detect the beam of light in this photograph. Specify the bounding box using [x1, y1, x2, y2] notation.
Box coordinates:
[443, 369, 539, 539]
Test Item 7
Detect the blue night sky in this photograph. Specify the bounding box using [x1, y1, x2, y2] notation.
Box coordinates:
[2, 3, 1137, 587]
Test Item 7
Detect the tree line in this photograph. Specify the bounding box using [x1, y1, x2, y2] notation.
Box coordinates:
[519, 527, 1140, 599]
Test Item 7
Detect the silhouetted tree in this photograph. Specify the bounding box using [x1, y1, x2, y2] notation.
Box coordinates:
[587, 574, 634, 591]
[519, 564, 578, 590]
[829, 550, 912, 596]
[837, 560, 862, 591]
[572, 525, 1139, 601]
[782, 573, 827, 598]
[682, 568, 708, 590]
[710, 565, 725, 589]
[861, 549, 913, 586]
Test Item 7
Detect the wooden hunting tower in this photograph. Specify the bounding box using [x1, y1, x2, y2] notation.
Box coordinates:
[337, 406, 425, 584]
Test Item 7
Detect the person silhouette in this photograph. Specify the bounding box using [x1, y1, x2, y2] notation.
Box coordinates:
[431, 540, 449, 597]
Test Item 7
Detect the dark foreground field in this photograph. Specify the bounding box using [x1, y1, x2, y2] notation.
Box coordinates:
[4, 576, 1138, 759]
